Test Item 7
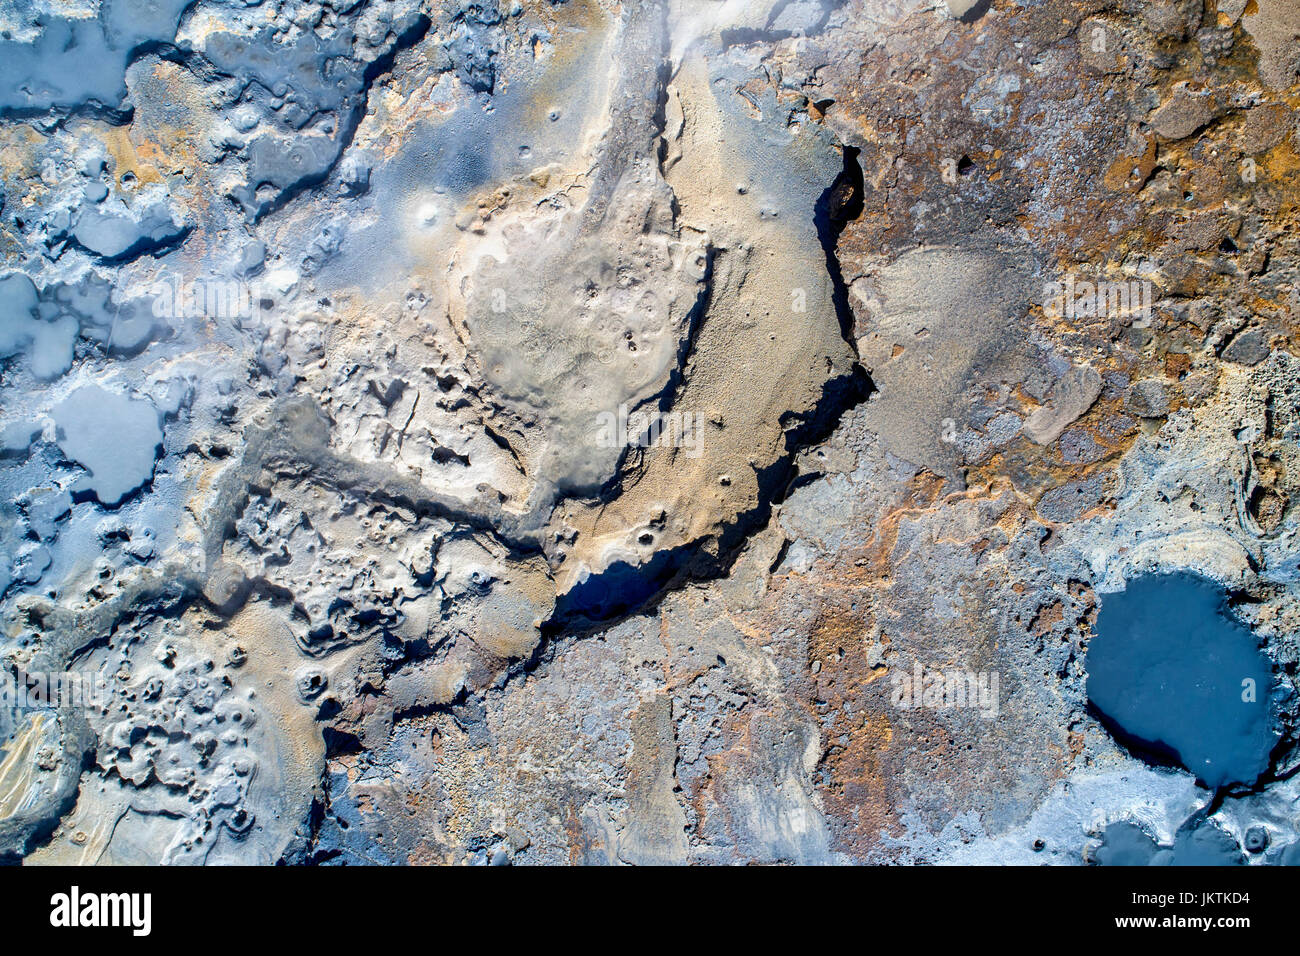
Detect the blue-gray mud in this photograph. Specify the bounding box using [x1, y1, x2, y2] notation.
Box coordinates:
[1087, 572, 1282, 791]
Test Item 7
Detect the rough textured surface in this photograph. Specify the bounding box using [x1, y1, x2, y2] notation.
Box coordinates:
[1, 0, 1299, 865]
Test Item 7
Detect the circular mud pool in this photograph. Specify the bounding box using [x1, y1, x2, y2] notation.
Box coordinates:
[1087, 571, 1283, 790]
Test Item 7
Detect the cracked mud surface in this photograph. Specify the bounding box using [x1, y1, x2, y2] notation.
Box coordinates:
[2, 0, 1300, 865]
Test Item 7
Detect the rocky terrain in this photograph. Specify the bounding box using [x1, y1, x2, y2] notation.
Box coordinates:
[1, 0, 1299, 865]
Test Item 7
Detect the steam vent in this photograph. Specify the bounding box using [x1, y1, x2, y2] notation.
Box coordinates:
[2, 0, 1300, 870]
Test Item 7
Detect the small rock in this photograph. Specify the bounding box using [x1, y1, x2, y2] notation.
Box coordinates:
[1142, 0, 1202, 40]
[1127, 379, 1170, 418]
[1150, 86, 1220, 140]
[1221, 328, 1270, 366]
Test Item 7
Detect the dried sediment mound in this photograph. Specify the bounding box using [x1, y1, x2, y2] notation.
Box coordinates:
[1, 0, 1299, 866]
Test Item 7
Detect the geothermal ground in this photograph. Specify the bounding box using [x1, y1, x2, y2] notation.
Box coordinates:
[1, 0, 1299, 866]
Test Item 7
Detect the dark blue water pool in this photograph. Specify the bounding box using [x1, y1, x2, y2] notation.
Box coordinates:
[1087, 572, 1280, 790]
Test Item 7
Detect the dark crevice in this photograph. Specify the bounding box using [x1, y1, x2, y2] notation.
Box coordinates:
[550, 362, 873, 632]
[814, 144, 865, 347]
[548, 138, 874, 633]
[720, 0, 846, 49]
[958, 0, 993, 24]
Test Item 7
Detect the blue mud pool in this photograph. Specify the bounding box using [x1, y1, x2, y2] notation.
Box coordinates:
[1087, 571, 1281, 790]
